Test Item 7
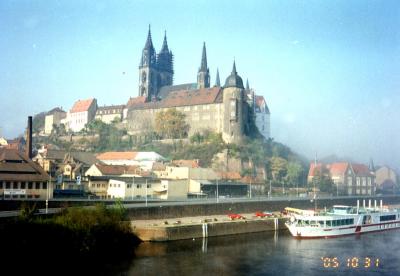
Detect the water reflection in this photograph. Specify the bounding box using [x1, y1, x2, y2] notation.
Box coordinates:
[125, 229, 400, 275]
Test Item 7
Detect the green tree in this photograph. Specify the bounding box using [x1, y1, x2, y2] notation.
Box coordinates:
[32, 112, 46, 133]
[155, 108, 189, 139]
[312, 166, 334, 193]
[270, 156, 288, 181]
[286, 161, 304, 187]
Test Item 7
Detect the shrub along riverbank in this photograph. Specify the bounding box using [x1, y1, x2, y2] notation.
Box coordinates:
[0, 202, 141, 274]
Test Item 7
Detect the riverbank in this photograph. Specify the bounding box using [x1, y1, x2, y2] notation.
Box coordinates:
[0, 203, 140, 275]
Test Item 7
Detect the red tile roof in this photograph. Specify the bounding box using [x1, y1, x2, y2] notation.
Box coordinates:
[96, 151, 138, 160]
[255, 96, 265, 107]
[127, 87, 222, 110]
[95, 164, 140, 175]
[172, 159, 200, 168]
[70, 98, 96, 113]
[351, 164, 372, 176]
[328, 163, 349, 176]
[308, 163, 323, 177]
[126, 96, 146, 108]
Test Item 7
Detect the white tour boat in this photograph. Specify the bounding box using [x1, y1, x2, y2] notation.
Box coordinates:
[285, 200, 400, 238]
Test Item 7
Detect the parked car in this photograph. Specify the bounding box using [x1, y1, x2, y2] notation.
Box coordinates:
[228, 213, 245, 220]
[254, 211, 272, 218]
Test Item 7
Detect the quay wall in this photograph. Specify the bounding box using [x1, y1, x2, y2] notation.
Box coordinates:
[126, 196, 400, 220]
[132, 218, 286, 242]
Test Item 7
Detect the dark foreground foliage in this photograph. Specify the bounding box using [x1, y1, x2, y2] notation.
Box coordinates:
[0, 203, 141, 275]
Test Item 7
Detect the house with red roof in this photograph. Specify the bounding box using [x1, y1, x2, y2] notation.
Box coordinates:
[66, 98, 97, 132]
[308, 162, 375, 196]
[253, 95, 270, 139]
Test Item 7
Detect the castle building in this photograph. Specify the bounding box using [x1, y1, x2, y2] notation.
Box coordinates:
[65, 98, 97, 132]
[125, 28, 270, 143]
[95, 104, 125, 124]
[44, 107, 67, 135]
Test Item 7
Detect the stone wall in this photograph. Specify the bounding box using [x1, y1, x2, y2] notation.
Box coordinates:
[126, 103, 224, 137]
[133, 218, 286, 241]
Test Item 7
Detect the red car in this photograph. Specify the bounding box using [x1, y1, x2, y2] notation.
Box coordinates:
[255, 211, 273, 218]
[228, 213, 244, 220]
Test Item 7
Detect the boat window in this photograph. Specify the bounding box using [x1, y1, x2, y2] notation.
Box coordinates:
[326, 220, 331, 227]
[303, 220, 309, 225]
[310, 220, 316, 225]
[332, 220, 337, 227]
[380, 215, 396, 222]
[318, 221, 324, 227]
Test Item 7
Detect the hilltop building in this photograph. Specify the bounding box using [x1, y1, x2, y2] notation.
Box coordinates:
[42, 27, 271, 142]
[44, 107, 67, 135]
[65, 98, 97, 132]
[124, 27, 271, 143]
[95, 104, 125, 124]
[253, 95, 270, 139]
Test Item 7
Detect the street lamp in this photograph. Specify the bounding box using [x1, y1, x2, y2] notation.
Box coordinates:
[269, 180, 272, 198]
[145, 179, 148, 207]
[216, 179, 219, 203]
[131, 177, 135, 200]
[46, 176, 50, 214]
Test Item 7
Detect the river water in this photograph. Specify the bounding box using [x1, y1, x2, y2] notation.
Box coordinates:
[113, 229, 400, 275]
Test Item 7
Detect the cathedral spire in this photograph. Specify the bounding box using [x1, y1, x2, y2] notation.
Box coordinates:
[145, 25, 154, 50]
[232, 59, 237, 75]
[369, 158, 375, 171]
[246, 79, 250, 90]
[224, 59, 244, 89]
[197, 42, 210, 89]
[199, 42, 208, 72]
[215, 68, 220, 87]
[140, 25, 156, 67]
[160, 30, 169, 53]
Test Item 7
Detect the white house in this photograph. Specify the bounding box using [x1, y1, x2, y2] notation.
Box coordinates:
[44, 107, 67, 135]
[105, 177, 188, 200]
[66, 98, 97, 132]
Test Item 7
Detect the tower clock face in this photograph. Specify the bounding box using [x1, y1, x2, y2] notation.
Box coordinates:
[142, 72, 147, 82]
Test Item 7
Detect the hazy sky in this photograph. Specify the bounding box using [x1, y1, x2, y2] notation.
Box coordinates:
[0, 0, 399, 170]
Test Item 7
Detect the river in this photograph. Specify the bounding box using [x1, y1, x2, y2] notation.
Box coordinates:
[107, 229, 400, 275]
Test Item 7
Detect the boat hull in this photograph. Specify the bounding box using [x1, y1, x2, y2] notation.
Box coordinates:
[286, 220, 400, 238]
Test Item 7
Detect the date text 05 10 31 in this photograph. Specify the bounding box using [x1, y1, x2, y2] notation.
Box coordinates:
[321, 257, 380, 269]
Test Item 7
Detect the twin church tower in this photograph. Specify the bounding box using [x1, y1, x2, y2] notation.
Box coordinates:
[138, 26, 212, 101]
[127, 26, 270, 144]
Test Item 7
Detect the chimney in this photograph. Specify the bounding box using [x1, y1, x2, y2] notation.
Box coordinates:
[26, 116, 33, 159]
